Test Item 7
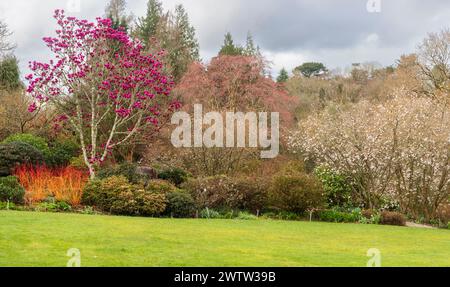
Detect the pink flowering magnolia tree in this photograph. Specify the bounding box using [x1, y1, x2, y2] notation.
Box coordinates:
[26, 10, 180, 178]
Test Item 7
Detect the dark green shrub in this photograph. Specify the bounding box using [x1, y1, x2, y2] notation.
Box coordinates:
[2, 133, 50, 155]
[82, 176, 132, 211]
[69, 155, 88, 171]
[158, 167, 189, 186]
[0, 142, 44, 176]
[380, 211, 406, 226]
[315, 167, 353, 208]
[0, 176, 25, 204]
[110, 189, 167, 216]
[81, 179, 104, 207]
[46, 139, 80, 167]
[165, 191, 196, 218]
[269, 172, 324, 214]
[97, 163, 149, 184]
[183, 176, 267, 212]
[82, 176, 167, 216]
[318, 209, 361, 223]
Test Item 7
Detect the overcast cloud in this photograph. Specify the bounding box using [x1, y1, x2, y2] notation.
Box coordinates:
[0, 0, 449, 76]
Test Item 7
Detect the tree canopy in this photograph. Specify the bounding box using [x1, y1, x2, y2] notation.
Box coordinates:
[294, 62, 328, 78]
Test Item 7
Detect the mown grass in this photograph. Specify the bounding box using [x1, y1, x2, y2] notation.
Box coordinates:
[0, 211, 449, 267]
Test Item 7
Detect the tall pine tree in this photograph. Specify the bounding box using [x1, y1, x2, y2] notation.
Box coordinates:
[165, 4, 200, 81]
[244, 32, 257, 56]
[174, 5, 200, 61]
[135, 1, 200, 82]
[0, 55, 21, 90]
[105, 0, 132, 31]
[219, 32, 243, 56]
[276, 68, 289, 83]
[136, 0, 162, 44]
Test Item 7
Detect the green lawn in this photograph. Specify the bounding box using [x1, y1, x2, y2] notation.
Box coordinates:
[0, 210, 449, 267]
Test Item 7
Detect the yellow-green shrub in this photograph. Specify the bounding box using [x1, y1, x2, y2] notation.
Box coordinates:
[269, 172, 324, 214]
[82, 176, 167, 216]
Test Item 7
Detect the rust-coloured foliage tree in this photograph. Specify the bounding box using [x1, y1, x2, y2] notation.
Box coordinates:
[176, 55, 297, 125]
[169, 55, 298, 176]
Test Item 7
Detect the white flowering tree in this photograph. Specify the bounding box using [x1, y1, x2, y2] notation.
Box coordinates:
[290, 89, 450, 220]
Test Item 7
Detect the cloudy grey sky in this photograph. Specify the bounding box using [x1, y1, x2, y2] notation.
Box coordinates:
[1, 0, 449, 76]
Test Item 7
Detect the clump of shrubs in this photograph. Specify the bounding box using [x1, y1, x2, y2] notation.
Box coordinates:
[1, 134, 81, 169]
[83, 165, 199, 218]
[146, 179, 179, 194]
[0, 176, 25, 204]
[0, 150, 415, 227]
[45, 139, 80, 168]
[183, 175, 267, 213]
[268, 168, 324, 214]
[232, 178, 268, 213]
[183, 175, 232, 210]
[165, 191, 196, 218]
[110, 188, 167, 216]
[158, 167, 190, 186]
[2, 133, 50, 155]
[315, 167, 354, 209]
[379, 211, 406, 226]
[0, 142, 44, 176]
[97, 163, 150, 184]
[82, 176, 167, 216]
